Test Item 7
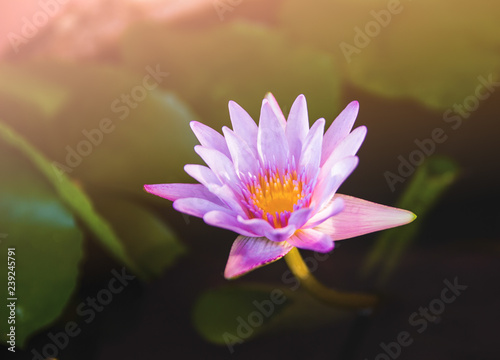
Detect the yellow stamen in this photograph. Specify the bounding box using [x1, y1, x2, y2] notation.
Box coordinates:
[247, 170, 303, 225]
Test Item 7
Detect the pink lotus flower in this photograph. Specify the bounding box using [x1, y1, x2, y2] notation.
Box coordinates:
[145, 94, 416, 279]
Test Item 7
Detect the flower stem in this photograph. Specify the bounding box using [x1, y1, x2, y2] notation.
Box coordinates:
[284, 247, 378, 309]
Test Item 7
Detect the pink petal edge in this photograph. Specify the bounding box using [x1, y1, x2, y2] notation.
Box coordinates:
[321, 100, 359, 166]
[257, 100, 289, 170]
[190, 121, 230, 157]
[143, 183, 221, 204]
[264, 92, 287, 128]
[315, 194, 417, 241]
[286, 228, 334, 253]
[224, 235, 293, 279]
[228, 100, 258, 153]
[286, 94, 309, 160]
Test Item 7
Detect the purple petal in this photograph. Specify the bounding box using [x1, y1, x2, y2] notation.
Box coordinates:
[143, 183, 221, 204]
[258, 100, 289, 170]
[265, 225, 297, 242]
[236, 216, 297, 242]
[312, 156, 359, 211]
[228, 100, 258, 154]
[184, 164, 221, 187]
[194, 146, 238, 185]
[298, 118, 325, 182]
[224, 235, 293, 279]
[190, 121, 230, 157]
[236, 216, 274, 236]
[288, 208, 313, 230]
[321, 126, 367, 171]
[321, 101, 359, 166]
[315, 194, 417, 240]
[204, 211, 259, 237]
[222, 127, 259, 176]
[287, 228, 334, 253]
[264, 93, 287, 128]
[286, 94, 309, 161]
[304, 196, 344, 228]
[206, 183, 247, 217]
[173, 198, 232, 218]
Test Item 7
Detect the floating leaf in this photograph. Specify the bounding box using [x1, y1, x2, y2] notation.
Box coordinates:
[0, 150, 83, 347]
[0, 120, 141, 275]
[121, 21, 341, 129]
[193, 284, 350, 347]
[0, 61, 200, 197]
[343, 1, 500, 110]
[93, 196, 186, 278]
[280, 0, 500, 110]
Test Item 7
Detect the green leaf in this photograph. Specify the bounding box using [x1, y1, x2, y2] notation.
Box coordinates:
[0, 151, 83, 347]
[280, 0, 381, 57]
[193, 284, 350, 346]
[343, 1, 500, 110]
[0, 120, 141, 275]
[362, 156, 460, 284]
[280, 0, 500, 110]
[121, 21, 342, 129]
[0, 61, 200, 197]
[92, 196, 186, 278]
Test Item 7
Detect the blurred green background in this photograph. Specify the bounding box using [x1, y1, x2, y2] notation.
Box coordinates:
[0, 1, 499, 359]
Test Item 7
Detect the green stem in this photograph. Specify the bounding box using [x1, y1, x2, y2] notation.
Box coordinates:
[284, 247, 378, 309]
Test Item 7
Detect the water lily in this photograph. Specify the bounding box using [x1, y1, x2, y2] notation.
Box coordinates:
[144, 94, 416, 279]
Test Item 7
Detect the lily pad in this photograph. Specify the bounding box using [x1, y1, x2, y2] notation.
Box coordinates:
[92, 196, 186, 278]
[0, 149, 83, 348]
[121, 21, 341, 129]
[0, 61, 200, 197]
[343, 1, 500, 110]
[193, 283, 350, 348]
[280, 0, 500, 110]
[0, 121, 139, 274]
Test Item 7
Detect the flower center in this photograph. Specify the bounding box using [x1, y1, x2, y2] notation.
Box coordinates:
[251, 172, 301, 214]
[243, 169, 311, 227]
